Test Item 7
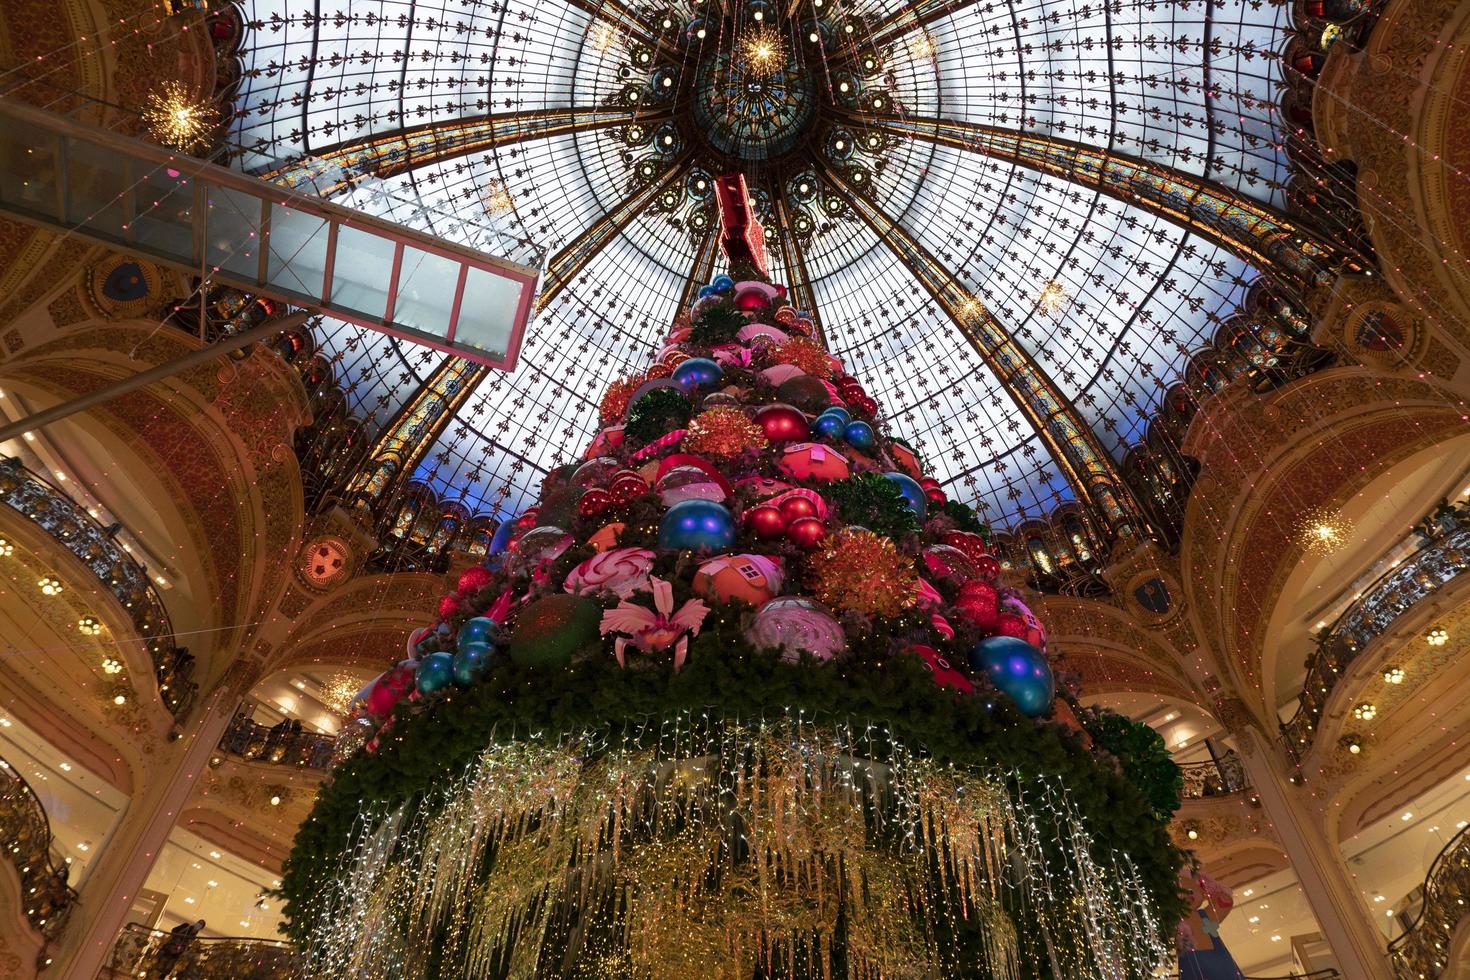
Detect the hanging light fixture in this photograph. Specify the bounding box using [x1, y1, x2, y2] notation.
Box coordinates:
[77, 616, 103, 636]
[1296, 509, 1353, 557]
[37, 575, 63, 596]
[1425, 625, 1449, 646]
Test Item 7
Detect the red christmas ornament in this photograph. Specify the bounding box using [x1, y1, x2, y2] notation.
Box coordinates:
[995, 613, 1027, 639]
[910, 644, 974, 694]
[786, 516, 827, 549]
[578, 488, 615, 518]
[942, 531, 989, 565]
[516, 507, 541, 528]
[745, 505, 789, 540]
[609, 470, 650, 504]
[753, 403, 811, 443]
[779, 496, 818, 522]
[954, 580, 999, 629]
[974, 555, 1002, 582]
[437, 594, 461, 620]
[456, 566, 495, 596]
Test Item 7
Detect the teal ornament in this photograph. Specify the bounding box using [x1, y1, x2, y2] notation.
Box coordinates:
[415, 652, 456, 695]
[969, 636, 1054, 716]
[658, 499, 737, 553]
[843, 420, 876, 451]
[882, 472, 928, 519]
[711, 274, 735, 291]
[672, 357, 723, 389]
[819, 406, 851, 427]
[453, 643, 493, 686]
[811, 412, 846, 439]
[457, 616, 501, 648]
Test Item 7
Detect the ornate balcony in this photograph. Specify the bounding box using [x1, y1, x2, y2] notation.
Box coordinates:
[108, 923, 299, 979]
[215, 713, 337, 770]
[0, 458, 197, 719]
[1282, 500, 1470, 758]
[1178, 751, 1252, 800]
[1389, 822, 1470, 979]
[0, 754, 78, 940]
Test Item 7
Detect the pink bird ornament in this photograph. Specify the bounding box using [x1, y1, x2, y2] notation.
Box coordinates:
[599, 576, 710, 671]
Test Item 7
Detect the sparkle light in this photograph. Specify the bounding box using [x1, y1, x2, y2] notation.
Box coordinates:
[140, 81, 215, 152]
[1296, 509, 1352, 557]
[739, 26, 786, 79]
[1037, 279, 1069, 316]
[320, 673, 362, 715]
[909, 33, 937, 58]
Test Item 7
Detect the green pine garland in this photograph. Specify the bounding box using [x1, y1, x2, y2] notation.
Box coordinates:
[278, 640, 1185, 942]
[1085, 709, 1184, 821]
[825, 473, 922, 541]
[687, 305, 747, 346]
[623, 387, 693, 443]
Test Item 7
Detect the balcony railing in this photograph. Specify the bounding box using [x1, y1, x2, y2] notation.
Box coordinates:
[0, 458, 197, 719]
[1282, 500, 1470, 758]
[1178, 751, 1252, 800]
[0, 754, 78, 940]
[216, 713, 337, 770]
[1388, 822, 1470, 979]
[109, 923, 298, 979]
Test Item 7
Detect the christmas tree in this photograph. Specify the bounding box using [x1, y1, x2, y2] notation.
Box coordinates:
[283, 176, 1184, 979]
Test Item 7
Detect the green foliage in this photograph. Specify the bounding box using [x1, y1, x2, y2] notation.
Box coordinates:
[688, 305, 746, 346]
[623, 387, 692, 443]
[279, 641, 1185, 942]
[939, 499, 989, 538]
[825, 473, 922, 541]
[1085, 708, 1183, 821]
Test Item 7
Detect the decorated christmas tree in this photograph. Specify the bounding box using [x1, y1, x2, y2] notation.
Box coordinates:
[283, 176, 1184, 979]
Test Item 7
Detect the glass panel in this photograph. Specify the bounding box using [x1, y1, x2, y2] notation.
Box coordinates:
[392, 246, 459, 340]
[455, 267, 525, 359]
[265, 202, 330, 299]
[0, 130, 62, 220]
[63, 136, 129, 241]
[129, 165, 197, 262]
[330, 226, 396, 320]
[202, 183, 266, 282]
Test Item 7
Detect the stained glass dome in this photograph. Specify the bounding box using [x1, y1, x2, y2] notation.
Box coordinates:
[230, 0, 1345, 538]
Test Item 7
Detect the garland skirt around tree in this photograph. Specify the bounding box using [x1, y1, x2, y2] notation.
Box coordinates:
[282, 243, 1187, 979]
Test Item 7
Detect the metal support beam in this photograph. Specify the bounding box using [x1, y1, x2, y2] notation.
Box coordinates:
[0, 312, 311, 444]
[817, 161, 1150, 540]
[676, 226, 721, 313]
[538, 155, 693, 310]
[257, 106, 667, 196]
[346, 356, 486, 510]
[770, 186, 828, 349]
[842, 111, 1352, 281]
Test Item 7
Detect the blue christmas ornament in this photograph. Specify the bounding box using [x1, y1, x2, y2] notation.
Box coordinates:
[811, 413, 846, 439]
[819, 406, 851, 427]
[697, 284, 717, 299]
[711, 274, 735, 292]
[453, 643, 493, 686]
[415, 652, 456, 695]
[487, 518, 516, 557]
[882, 472, 928, 520]
[672, 357, 724, 389]
[658, 499, 737, 553]
[843, 420, 876, 452]
[969, 636, 1054, 717]
[457, 616, 501, 649]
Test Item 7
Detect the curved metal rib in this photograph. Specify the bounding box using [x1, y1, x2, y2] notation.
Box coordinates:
[257, 106, 669, 196]
[815, 160, 1150, 541]
[539, 154, 694, 310]
[841, 111, 1352, 282]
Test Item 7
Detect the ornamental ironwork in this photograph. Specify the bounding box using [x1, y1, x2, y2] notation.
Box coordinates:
[0, 753, 78, 941]
[0, 458, 196, 719]
[1388, 822, 1470, 980]
[109, 923, 300, 979]
[1282, 501, 1470, 758]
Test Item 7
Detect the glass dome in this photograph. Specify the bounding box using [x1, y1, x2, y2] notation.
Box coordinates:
[230, 0, 1323, 531]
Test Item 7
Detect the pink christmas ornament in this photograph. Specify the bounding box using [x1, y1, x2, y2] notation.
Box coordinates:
[746, 597, 846, 663]
[910, 644, 973, 694]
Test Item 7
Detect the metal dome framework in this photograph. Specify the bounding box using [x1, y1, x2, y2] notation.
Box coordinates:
[229, 0, 1367, 569]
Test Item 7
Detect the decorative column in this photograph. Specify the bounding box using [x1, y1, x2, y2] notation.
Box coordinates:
[49, 665, 254, 977]
[1233, 725, 1394, 979]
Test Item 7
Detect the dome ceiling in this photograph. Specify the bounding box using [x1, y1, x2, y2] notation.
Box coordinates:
[231, 0, 1326, 531]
